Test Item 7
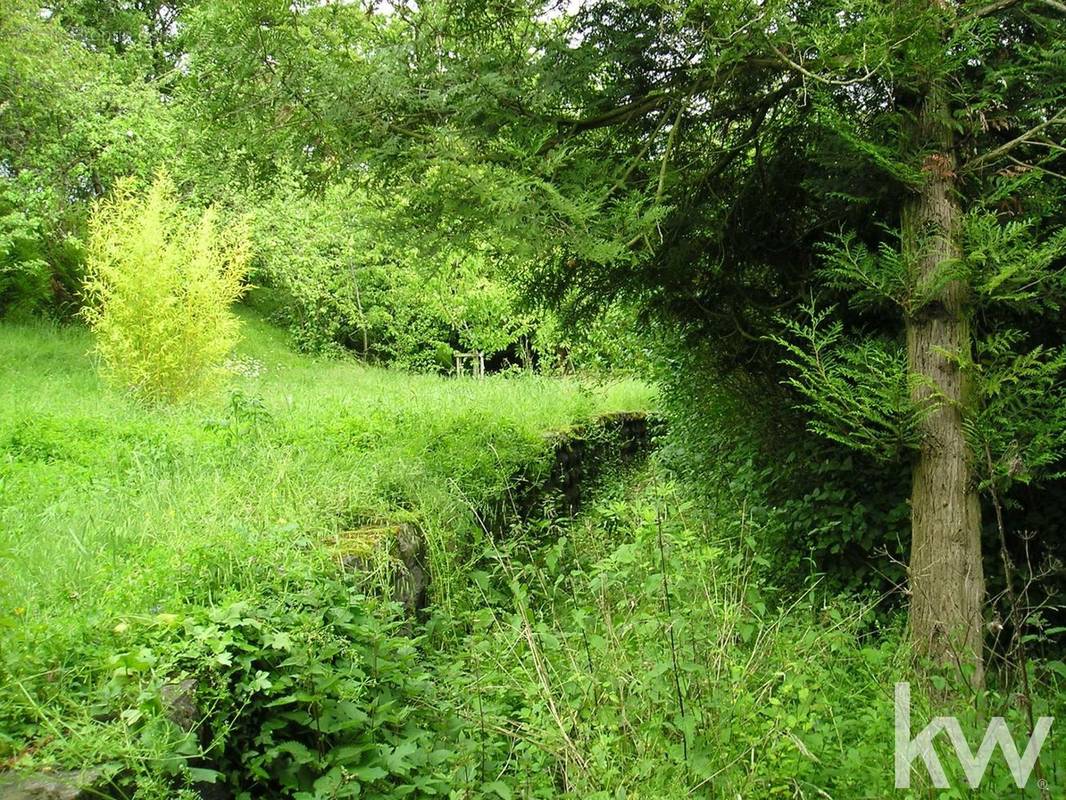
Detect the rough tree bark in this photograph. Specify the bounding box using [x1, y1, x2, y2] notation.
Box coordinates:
[901, 77, 985, 688]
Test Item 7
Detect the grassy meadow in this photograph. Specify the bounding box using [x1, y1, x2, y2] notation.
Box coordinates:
[0, 312, 651, 774]
[5, 0, 1066, 794]
[1, 316, 1063, 798]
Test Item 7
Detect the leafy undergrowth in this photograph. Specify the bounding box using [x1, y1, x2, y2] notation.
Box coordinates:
[2, 317, 1062, 798]
[427, 465, 1066, 798]
[0, 313, 650, 790]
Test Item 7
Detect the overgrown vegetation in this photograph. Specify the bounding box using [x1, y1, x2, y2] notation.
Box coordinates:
[2, 0, 1066, 795]
[0, 318, 653, 790]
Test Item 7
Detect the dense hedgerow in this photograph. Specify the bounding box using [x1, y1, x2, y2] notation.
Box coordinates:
[653, 337, 911, 593]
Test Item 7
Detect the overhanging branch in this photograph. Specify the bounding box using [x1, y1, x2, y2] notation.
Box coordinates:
[962, 108, 1066, 173]
[535, 56, 783, 155]
[965, 0, 1066, 19]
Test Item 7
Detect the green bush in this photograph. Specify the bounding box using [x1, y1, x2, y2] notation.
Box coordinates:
[0, 184, 52, 320]
[249, 180, 533, 369]
[82, 174, 249, 403]
[654, 338, 910, 592]
[247, 177, 648, 374]
[135, 585, 452, 798]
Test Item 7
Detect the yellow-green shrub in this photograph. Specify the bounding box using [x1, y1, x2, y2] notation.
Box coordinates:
[82, 174, 249, 403]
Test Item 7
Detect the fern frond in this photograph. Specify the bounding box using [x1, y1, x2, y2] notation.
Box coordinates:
[770, 300, 919, 460]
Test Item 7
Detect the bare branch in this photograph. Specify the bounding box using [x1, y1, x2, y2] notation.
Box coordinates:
[655, 104, 685, 201]
[535, 56, 784, 155]
[1008, 156, 1066, 181]
[963, 0, 1065, 20]
[967, 0, 1023, 17]
[1036, 0, 1066, 13]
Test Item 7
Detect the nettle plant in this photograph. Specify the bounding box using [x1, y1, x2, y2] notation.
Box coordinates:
[83, 173, 249, 403]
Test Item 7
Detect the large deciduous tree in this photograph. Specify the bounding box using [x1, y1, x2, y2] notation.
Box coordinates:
[0, 0, 175, 316]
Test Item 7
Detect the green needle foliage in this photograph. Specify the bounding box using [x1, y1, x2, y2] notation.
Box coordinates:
[769, 301, 920, 461]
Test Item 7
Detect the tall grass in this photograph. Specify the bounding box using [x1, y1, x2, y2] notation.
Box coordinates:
[431, 466, 1065, 797]
[5, 317, 1059, 797]
[0, 313, 652, 764]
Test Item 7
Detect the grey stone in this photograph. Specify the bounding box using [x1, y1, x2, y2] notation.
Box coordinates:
[394, 524, 422, 562]
[393, 524, 429, 615]
[0, 769, 108, 800]
[161, 678, 199, 732]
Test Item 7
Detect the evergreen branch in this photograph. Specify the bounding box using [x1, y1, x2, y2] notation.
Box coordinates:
[766, 42, 883, 87]
[623, 81, 796, 253]
[962, 108, 1066, 173]
[600, 107, 675, 201]
[817, 232, 909, 312]
[623, 105, 684, 250]
[535, 57, 785, 155]
[690, 79, 800, 190]
[770, 302, 920, 459]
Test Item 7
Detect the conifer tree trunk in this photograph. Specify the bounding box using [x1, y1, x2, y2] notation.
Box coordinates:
[902, 77, 985, 687]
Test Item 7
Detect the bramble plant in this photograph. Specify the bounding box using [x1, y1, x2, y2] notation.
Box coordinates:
[82, 174, 249, 403]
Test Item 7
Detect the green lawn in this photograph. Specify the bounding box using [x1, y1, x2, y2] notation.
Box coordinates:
[0, 311, 652, 763]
